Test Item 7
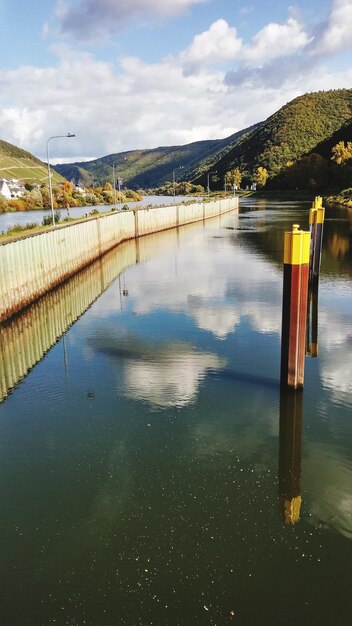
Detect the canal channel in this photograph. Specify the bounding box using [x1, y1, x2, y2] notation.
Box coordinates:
[0, 197, 351, 625]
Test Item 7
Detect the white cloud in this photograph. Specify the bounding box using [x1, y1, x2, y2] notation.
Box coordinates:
[316, 0, 352, 55]
[1, 6, 352, 161]
[180, 17, 312, 75]
[59, 0, 207, 40]
[181, 19, 243, 73]
[242, 17, 312, 64]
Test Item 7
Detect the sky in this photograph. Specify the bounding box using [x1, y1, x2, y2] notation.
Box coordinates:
[0, 0, 352, 163]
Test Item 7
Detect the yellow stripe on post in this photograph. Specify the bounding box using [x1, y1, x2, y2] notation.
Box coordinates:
[309, 207, 325, 225]
[283, 224, 311, 265]
[309, 198, 325, 283]
[311, 195, 323, 209]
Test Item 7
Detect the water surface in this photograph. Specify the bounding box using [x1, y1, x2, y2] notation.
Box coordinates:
[0, 195, 193, 232]
[0, 197, 351, 626]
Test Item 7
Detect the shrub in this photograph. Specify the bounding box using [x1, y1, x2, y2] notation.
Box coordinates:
[7, 222, 38, 235]
[42, 211, 61, 226]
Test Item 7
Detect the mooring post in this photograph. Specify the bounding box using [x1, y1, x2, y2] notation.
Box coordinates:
[309, 196, 325, 285]
[280, 224, 310, 389]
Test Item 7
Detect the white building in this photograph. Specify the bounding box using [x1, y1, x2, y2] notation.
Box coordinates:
[0, 178, 26, 199]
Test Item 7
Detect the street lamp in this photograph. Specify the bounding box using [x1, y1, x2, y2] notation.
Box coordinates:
[117, 177, 123, 209]
[173, 166, 184, 203]
[112, 163, 117, 209]
[46, 133, 75, 226]
[112, 165, 123, 210]
[207, 170, 217, 198]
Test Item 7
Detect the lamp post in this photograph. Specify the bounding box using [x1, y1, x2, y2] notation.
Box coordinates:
[112, 163, 117, 209]
[46, 133, 75, 226]
[118, 177, 123, 209]
[207, 170, 217, 198]
[173, 166, 184, 203]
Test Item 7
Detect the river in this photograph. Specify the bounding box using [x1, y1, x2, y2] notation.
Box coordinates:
[0, 195, 194, 232]
[0, 196, 351, 625]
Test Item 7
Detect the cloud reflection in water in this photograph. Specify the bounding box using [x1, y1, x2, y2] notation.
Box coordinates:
[91, 331, 226, 408]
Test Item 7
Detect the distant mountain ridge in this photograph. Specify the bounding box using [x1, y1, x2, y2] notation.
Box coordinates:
[54, 89, 352, 189]
[2, 88, 352, 190]
[53, 125, 258, 189]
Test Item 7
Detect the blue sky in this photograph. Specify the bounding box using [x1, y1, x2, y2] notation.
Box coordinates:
[0, 0, 351, 163]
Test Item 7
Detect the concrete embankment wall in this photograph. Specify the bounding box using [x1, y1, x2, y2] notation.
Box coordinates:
[0, 197, 238, 322]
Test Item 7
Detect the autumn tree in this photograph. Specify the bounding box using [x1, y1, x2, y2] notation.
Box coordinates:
[60, 181, 73, 194]
[331, 141, 352, 165]
[226, 168, 242, 189]
[254, 166, 268, 188]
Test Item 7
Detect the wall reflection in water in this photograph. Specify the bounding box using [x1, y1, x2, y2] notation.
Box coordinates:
[0, 215, 227, 403]
[0, 238, 137, 402]
[278, 390, 303, 524]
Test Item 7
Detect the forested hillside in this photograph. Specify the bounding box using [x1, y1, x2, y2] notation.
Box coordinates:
[54, 126, 258, 188]
[190, 89, 352, 187]
[2, 89, 352, 193]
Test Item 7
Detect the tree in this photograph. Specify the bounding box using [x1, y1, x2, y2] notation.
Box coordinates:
[254, 166, 268, 188]
[0, 195, 9, 213]
[226, 168, 242, 189]
[331, 141, 352, 165]
[233, 168, 242, 188]
[60, 181, 73, 194]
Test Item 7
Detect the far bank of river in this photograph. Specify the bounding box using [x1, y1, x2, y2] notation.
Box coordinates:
[0, 195, 195, 233]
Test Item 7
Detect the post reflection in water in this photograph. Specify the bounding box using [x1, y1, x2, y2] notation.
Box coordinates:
[278, 390, 303, 525]
[0, 201, 351, 626]
[306, 281, 319, 358]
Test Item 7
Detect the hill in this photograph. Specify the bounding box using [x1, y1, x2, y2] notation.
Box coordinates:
[3, 88, 352, 192]
[54, 126, 258, 188]
[0, 139, 64, 185]
[54, 89, 352, 190]
[190, 88, 352, 186]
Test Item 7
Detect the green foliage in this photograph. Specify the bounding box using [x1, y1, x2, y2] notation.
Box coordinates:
[55, 88, 349, 193]
[191, 89, 352, 190]
[0, 195, 9, 213]
[272, 153, 330, 190]
[53, 126, 256, 190]
[42, 211, 61, 226]
[0, 139, 65, 186]
[2, 89, 352, 198]
[6, 222, 38, 235]
[147, 181, 205, 196]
